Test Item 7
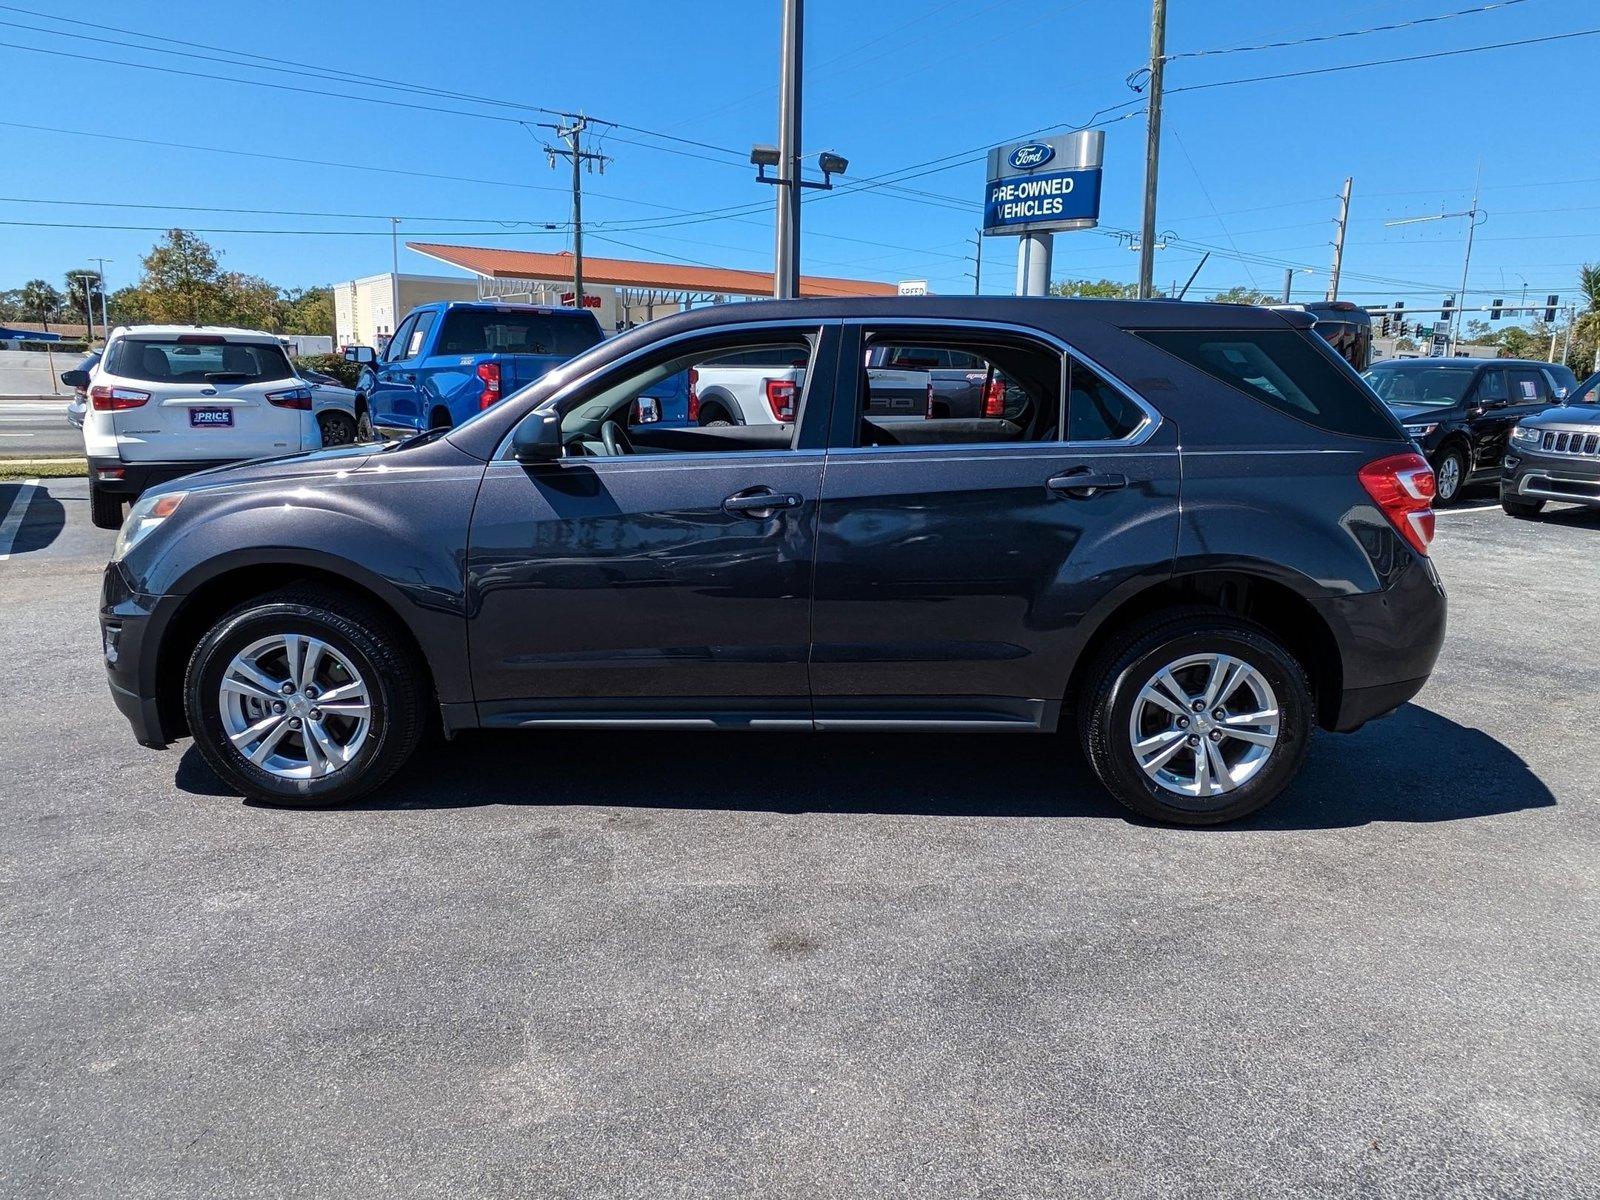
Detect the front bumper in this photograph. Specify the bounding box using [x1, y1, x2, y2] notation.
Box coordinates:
[1503, 444, 1600, 506]
[88, 457, 230, 497]
[100, 561, 181, 749]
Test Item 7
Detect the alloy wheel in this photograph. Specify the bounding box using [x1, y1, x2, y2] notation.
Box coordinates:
[1436, 454, 1462, 501]
[1127, 652, 1281, 800]
[218, 634, 372, 780]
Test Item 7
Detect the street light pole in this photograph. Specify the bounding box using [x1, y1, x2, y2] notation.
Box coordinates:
[1136, 0, 1167, 300]
[1385, 185, 1486, 356]
[92, 257, 111, 338]
[774, 0, 804, 299]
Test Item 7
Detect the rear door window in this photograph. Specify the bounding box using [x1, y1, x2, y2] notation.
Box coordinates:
[108, 338, 293, 384]
[437, 309, 603, 357]
[1137, 328, 1397, 439]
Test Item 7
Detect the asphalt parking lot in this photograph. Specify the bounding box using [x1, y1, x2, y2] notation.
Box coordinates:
[2, 478, 1597, 1198]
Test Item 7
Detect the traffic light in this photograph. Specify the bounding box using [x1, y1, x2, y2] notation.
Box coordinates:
[1545, 294, 1559, 322]
[1441, 296, 1455, 323]
[1490, 297, 1503, 321]
[1378, 312, 1391, 337]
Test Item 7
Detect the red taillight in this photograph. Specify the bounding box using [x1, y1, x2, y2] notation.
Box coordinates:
[687, 367, 700, 422]
[89, 384, 151, 411]
[477, 361, 502, 409]
[265, 386, 313, 410]
[764, 378, 797, 422]
[982, 378, 1005, 418]
[1358, 452, 1436, 556]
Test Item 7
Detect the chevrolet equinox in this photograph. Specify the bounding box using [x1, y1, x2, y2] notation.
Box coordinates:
[101, 298, 1447, 826]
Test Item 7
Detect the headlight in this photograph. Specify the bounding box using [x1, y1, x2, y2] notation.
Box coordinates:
[112, 490, 186, 560]
[1403, 422, 1438, 437]
[1510, 425, 1543, 446]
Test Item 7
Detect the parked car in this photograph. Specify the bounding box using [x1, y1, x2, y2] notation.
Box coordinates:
[1501, 398, 1600, 518]
[71, 326, 322, 530]
[660, 347, 930, 428]
[295, 368, 361, 446]
[99, 297, 1445, 827]
[1269, 301, 1373, 371]
[62, 349, 101, 430]
[1361, 357, 1574, 504]
[343, 301, 604, 438]
[865, 344, 1029, 420]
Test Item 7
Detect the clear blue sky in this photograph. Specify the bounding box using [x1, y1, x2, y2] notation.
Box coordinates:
[2, 0, 1596, 317]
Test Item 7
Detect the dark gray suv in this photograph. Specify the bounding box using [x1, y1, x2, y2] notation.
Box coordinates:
[101, 298, 1446, 826]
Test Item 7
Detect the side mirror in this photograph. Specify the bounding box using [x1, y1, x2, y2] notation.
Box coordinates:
[512, 412, 564, 463]
[343, 345, 377, 366]
[61, 369, 90, 388]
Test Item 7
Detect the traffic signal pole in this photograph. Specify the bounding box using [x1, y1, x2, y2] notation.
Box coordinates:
[1136, 0, 1166, 300]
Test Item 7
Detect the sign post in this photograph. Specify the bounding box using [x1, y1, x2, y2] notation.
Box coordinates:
[983, 130, 1105, 297]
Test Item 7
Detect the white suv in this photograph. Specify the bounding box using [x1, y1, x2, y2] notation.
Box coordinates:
[76, 326, 322, 529]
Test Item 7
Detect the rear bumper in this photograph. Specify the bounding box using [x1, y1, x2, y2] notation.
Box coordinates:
[100, 561, 181, 749]
[88, 457, 230, 496]
[1312, 554, 1448, 733]
[1503, 447, 1600, 506]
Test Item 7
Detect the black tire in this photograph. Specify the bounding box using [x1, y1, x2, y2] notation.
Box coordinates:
[429, 407, 453, 431]
[1431, 444, 1469, 506]
[1078, 608, 1314, 826]
[89, 480, 124, 530]
[1501, 490, 1545, 519]
[698, 403, 734, 428]
[355, 404, 375, 442]
[183, 586, 427, 807]
[318, 410, 356, 447]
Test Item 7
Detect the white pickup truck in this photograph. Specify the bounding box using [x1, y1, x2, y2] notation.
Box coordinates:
[686, 348, 931, 427]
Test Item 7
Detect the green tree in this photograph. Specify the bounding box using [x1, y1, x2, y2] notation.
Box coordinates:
[1208, 285, 1277, 306]
[62, 268, 105, 327]
[1050, 278, 1141, 300]
[139, 229, 224, 324]
[280, 287, 334, 335]
[18, 279, 63, 331]
[1569, 262, 1600, 375]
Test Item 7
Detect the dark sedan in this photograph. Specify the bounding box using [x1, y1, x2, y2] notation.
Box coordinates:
[1363, 357, 1576, 504]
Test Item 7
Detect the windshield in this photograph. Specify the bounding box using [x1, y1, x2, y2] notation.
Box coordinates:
[435, 309, 602, 357]
[1362, 366, 1475, 409]
[108, 337, 293, 384]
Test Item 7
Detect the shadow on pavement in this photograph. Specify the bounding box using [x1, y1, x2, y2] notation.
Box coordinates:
[175, 702, 1553, 830]
[0, 482, 65, 556]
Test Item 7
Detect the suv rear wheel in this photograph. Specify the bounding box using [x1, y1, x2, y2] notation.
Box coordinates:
[1079, 609, 1313, 826]
[183, 586, 426, 807]
[89, 480, 124, 530]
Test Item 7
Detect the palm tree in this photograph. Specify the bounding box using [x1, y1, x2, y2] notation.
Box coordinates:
[1577, 264, 1600, 373]
[18, 279, 62, 333]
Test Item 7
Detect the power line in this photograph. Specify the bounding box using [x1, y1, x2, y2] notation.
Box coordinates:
[1165, 26, 1600, 95]
[1163, 0, 1534, 62]
[0, 194, 566, 226]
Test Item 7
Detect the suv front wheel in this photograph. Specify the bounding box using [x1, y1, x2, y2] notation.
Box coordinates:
[1079, 609, 1313, 826]
[183, 586, 426, 807]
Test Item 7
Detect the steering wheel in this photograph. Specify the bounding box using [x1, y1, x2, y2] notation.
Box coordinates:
[599, 419, 633, 457]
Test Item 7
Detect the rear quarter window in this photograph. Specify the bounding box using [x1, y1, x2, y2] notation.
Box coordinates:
[1136, 328, 1398, 440]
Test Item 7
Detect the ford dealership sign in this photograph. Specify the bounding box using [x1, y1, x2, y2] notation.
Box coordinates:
[984, 130, 1104, 236]
[1007, 143, 1056, 171]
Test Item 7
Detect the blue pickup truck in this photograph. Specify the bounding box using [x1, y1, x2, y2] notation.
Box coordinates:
[344, 301, 605, 436]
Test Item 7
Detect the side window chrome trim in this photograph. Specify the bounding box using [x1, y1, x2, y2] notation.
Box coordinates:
[846, 316, 1163, 450]
[491, 318, 836, 461]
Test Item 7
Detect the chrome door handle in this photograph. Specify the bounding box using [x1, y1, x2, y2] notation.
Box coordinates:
[1048, 470, 1128, 498]
[723, 489, 802, 516]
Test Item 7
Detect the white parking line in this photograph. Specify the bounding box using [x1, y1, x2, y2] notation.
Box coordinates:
[0, 479, 39, 561]
[1436, 502, 1503, 515]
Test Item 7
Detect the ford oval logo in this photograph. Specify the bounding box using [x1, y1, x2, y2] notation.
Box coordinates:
[1008, 142, 1055, 170]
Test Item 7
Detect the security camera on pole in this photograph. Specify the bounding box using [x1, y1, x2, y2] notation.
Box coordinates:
[982, 131, 1105, 297]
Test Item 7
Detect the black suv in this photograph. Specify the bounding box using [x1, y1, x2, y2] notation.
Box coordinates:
[1362, 357, 1578, 504]
[101, 299, 1446, 826]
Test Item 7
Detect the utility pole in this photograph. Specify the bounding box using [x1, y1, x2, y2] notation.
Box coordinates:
[1137, 0, 1167, 300]
[542, 115, 610, 306]
[773, 0, 804, 298]
[70, 272, 97, 343]
[968, 229, 983, 296]
[1325, 177, 1352, 302]
[1282, 267, 1293, 304]
[92, 257, 111, 338]
[389, 218, 400, 339]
